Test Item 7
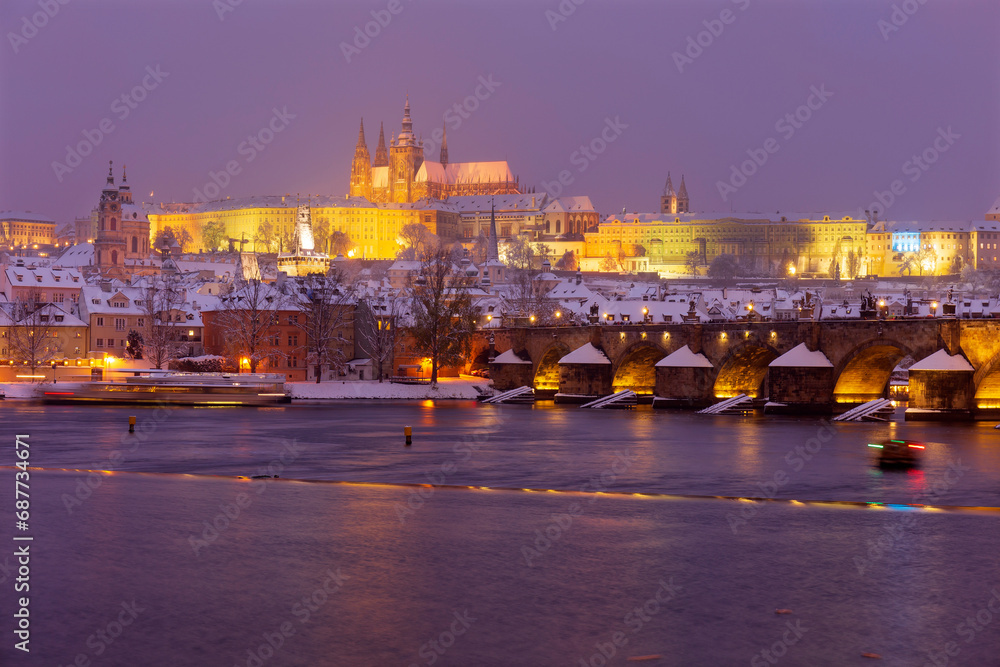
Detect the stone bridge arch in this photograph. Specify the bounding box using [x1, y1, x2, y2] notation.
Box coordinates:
[712, 342, 780, 399]
[973, 349, 1000, 410]
[832, 338, 914, 404]
[611, 341, 668, 395]
[533, 342, 571, 393]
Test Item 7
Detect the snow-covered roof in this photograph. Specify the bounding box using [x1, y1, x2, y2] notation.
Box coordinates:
[987, 195, 1000, 218]
[558, 342, 610, 365]
[448, 194, 546, 212]
[493, 349, 532, 364]
[0, 210, 56, 223]
[54, 243, 95, 266]
[655, 345, 713, 368]
[543, 196, 596, 214]
[908, 349, 975, 372]
[416, 161, 515, 186]
[769, 343, 833, 368]
[4, 265, 84, 289]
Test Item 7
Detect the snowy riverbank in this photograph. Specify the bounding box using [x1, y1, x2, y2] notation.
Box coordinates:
[287, 377, 493, 400]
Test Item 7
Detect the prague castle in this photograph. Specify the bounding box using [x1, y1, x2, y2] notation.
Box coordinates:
[349, 97, 522, 203]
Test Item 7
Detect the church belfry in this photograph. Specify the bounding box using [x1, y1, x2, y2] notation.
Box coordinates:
[660, 172, 690, 214]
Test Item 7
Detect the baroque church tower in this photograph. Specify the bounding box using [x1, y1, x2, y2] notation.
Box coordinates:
[94, 161, 127, 276]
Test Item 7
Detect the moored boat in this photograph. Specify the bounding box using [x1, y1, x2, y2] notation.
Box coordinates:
[39, 371, 290, 406]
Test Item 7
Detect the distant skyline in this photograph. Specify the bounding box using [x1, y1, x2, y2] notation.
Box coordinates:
[1, 0, 998, 225]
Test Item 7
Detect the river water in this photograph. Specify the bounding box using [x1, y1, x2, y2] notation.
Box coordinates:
[1, 401, 999, 666]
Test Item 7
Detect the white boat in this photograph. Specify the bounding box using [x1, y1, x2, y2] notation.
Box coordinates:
[39, 371, 290, 406]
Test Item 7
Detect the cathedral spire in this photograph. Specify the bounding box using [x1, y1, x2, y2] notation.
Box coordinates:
[440, 122, 449, 166]
[487, 197, 499, 262]
[120, 165, 129, 189]
[664, 172, 675, 196]
[677, 175, 690, 213]
[106, 160, 115, 187]
[355, 118, 368, 150]
[374, 122, 388, 167]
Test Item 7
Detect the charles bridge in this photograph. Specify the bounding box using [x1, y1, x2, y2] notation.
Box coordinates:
[478, 319, 1000, 418]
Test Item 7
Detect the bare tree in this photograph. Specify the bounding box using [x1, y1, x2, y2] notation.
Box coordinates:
[212, 279, 284, 373]
[358, 292, 403, 382]
[555, 250, 577, 271]
[499, 269, 557, 325]
[254, 222, 279, 253]
[471, 231, 490, 264]
[397, 223, 438, 260]
[685, 251, 701, 277]
[291, 273, 355, 383]
[406, 246, 478, 385]
[330, 230, 354, 257]
[502, 235, 534, 269]
[201, 220, 226, 252]
[7, 292, 57, 375]
[140, 274, 185, 369]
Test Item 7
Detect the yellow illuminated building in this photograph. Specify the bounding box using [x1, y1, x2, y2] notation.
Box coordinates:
[589, 212, 868, 277]
[146, 195, 460, 258]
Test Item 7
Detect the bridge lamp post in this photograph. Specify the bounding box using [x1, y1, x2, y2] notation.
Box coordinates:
[642, 306, 649, 323]
[931, 301, 938, 317]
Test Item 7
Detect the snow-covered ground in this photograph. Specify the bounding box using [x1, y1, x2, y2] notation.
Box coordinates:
[288, 377, 493, 400]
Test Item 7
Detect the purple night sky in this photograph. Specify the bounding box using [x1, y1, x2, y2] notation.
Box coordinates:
[1, 0, 997, 225]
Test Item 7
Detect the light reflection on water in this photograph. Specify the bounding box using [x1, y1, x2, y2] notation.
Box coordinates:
[1, 401, 999, 665]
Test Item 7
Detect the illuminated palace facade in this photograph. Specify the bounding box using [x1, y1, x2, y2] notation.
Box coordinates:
[147, 195, 460, 258]
[349, 97, 521, 204]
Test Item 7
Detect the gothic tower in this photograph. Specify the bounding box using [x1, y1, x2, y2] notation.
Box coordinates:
[349, 119, 372, 198]
[439, 123, 449, 167]
[388, 96, 424, 204]
[373, 122, 389, 168]
[660, 172, 677, 215]
[677, 175, 690, 213]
